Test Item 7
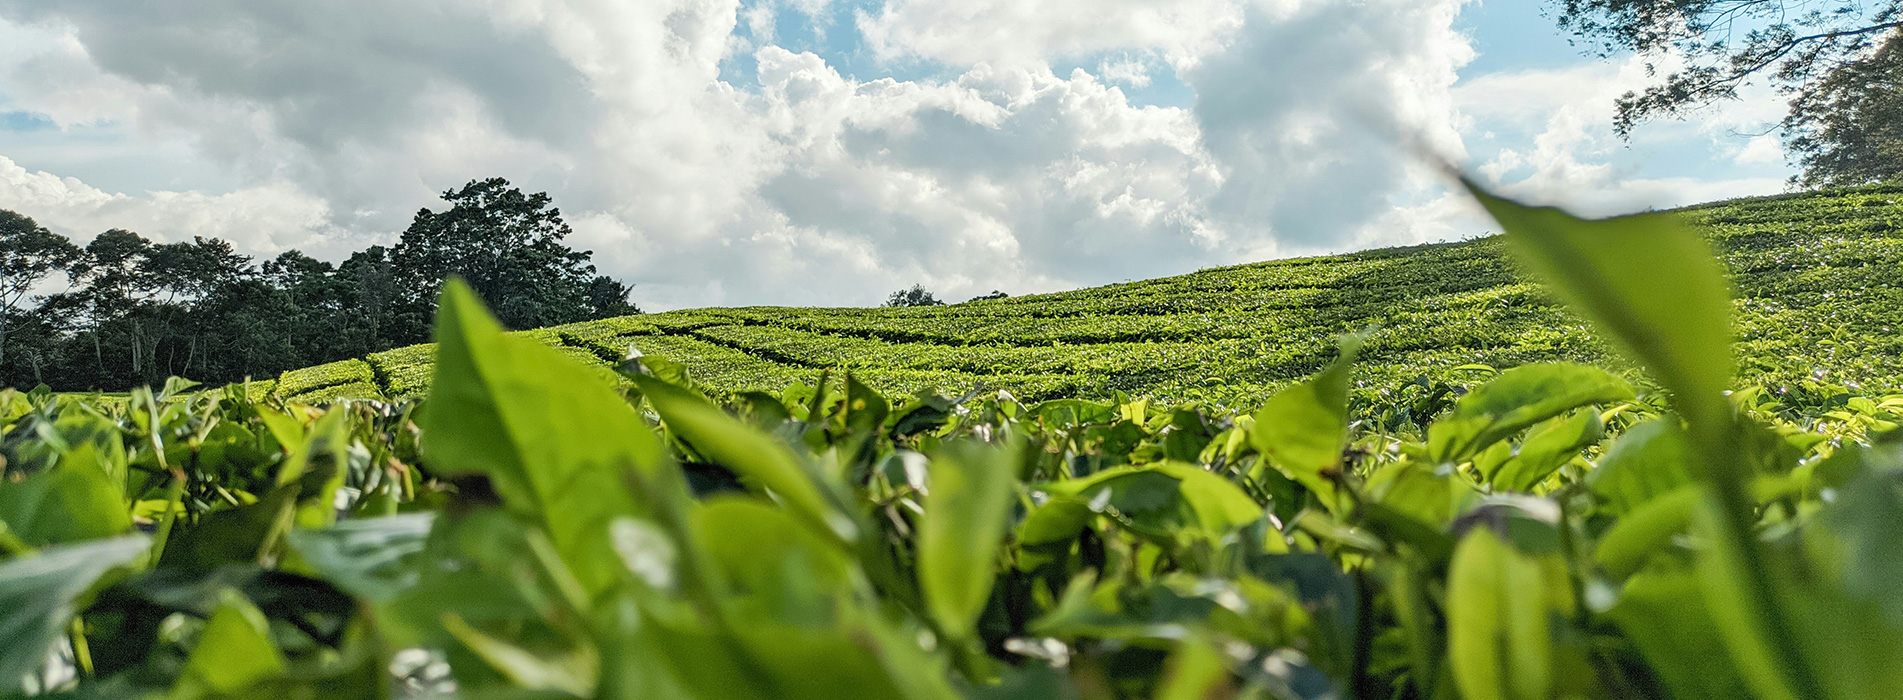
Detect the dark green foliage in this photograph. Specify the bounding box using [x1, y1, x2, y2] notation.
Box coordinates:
[0, 210, 80, 380]
[0, 177, 637, 392]
[1552, 0, 1903, 137]
[390, 178, 634, 338]
[10, 200, 1903, 697]
[886, 284, 945, 307]
[1786, 32, 1903, 187]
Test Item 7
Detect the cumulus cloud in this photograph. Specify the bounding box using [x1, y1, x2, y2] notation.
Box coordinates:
[0, 154, 348, 255]
[858, 0, 1242, 68]
[0, 0, 1777, 310]
[1454, 54, 1789, 217]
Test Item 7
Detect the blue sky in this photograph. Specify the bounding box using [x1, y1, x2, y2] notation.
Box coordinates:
[0, 0, 1797, 309]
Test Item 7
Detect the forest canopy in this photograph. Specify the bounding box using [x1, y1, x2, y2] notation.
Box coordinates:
[0, 178, 637, 391]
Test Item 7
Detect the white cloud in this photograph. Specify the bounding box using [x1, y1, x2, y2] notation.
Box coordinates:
[0, 154, 347, 255]
[1453, 53, 1793, 218]
[1097, 56, 1153, 88]
[0, 0, 1797, 312]
[858, 0, 1242, 69]
[1185, 0, 1474, 253]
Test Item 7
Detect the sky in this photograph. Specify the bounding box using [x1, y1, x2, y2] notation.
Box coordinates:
[0, 0, 1799, 311]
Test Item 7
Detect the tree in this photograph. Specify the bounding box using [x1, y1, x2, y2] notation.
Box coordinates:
[885, 284, 944, 307]
[967, 290, 1009, 302]
[584, 275, 642, 318]
[1554, 1, 1902, 136]
[391, 178, 632, 331]
[1784, 32, 1903, 186]
[0, 210, 79, 370]
[0, 178, 645, 391]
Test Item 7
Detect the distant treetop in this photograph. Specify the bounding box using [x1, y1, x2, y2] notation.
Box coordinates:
[885, 284, 944, 308]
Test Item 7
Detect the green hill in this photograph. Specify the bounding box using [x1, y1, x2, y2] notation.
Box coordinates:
[259, 183, 1903, 405]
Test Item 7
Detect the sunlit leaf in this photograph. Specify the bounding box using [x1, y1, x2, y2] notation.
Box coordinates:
[1461, 179, 1732, 428]
[1251, 336, 1362, 510]
[173, 589, 289, 696]
[424, 279, 670, 594]
[1427, 363, 1631, 464]
[1446, 528, 1550, 700]
[1587, 419, 1694, 516]
[633, 374, 855, 545]
[0, 461, 130, 547]
[917, 441, 1018, 642]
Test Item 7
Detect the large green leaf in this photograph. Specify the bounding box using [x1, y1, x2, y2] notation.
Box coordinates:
[0, 461, 130, 547]
[1586, 419, 1693, 516]
[917, 441, 1018, 642]
[1825, 468, 1903, 626]
[422, 279, 670, 594]
[1427, 363, 1631, 464]
[1606, 569, 1752, 700]
[288, 513, 436, 601]
[1592, 485, 1701, 579]
[692, 496, 855, 625]
[1489, 409, 1603, 492]
[1446, 528, 1550, 700]
[633, 374, 855, 545]
[172, 589, 289, 697]
[1251, 336, 1361, 510]
[0, 535, 150, 684]
[1461, 179, 1733, 429]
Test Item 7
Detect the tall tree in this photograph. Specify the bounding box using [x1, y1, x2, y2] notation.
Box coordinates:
[0, 178, 642, 392]
[391, 178, 625, 331]
[1784, 32, 1903, 186]
[1554, 0, 1902, 135]
[0, 211, 79, 370]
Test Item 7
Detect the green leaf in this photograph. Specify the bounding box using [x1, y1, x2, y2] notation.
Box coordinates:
[423, 279, 670, 594]
[1592, 485, 1701, 579]
[632, 374, 855, 544]
[1446, 528, 1551, 700]
[1147, 461, 1264, 535]
[692, 496, 855, 624]
[1155, 637, 1232, 700]
[1037, 462, 1260, 541]
[1606, 569, 1753, 700]
[1251, 336, 1362, 509]
[444, 612, 596, 697]
[841, 374, 889, 435]
[174, 589, 289, 697]
[0, 535, 149, 684]
[1427, 363, 1632, 463]
[1586, 419, 1694, 516]
[1015, 497, 1094, 572]
[287, 513, 435, 601]
[1691, 497, 1802, 700]
[1461, 179, 1733, 428]
[1823, 468, 1903, 626]
[1490, 409, 1603, 492]
[0, 461, 130, 547]
[917, 441, 1019, 642]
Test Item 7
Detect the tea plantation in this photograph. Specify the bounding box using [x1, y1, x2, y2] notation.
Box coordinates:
[260, 183, 1903, 406]
[13, 180, 1903, 699]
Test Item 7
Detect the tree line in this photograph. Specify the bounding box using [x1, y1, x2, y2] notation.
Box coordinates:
[0, 177, 638, 392]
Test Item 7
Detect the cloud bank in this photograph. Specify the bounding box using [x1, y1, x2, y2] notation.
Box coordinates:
[0, 0, 1787, 309]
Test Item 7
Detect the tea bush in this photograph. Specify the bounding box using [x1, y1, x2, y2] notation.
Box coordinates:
[6, 181, 1903, 698]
